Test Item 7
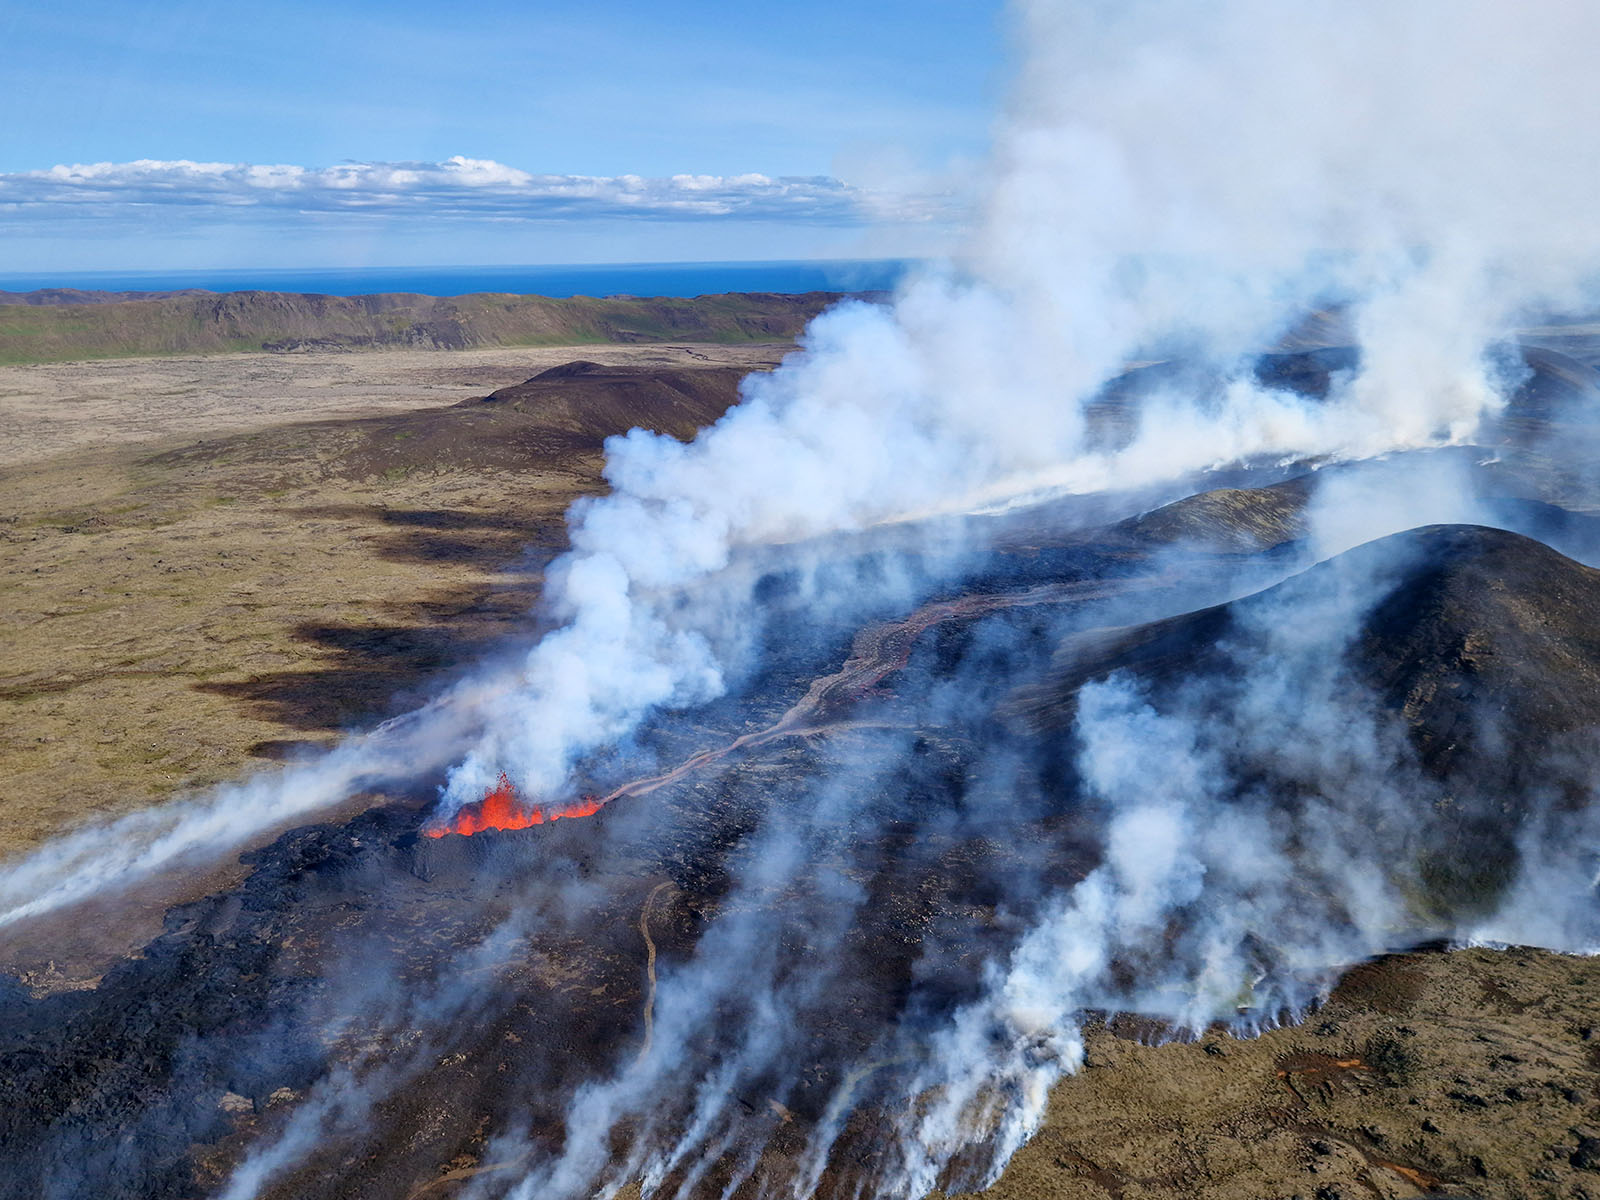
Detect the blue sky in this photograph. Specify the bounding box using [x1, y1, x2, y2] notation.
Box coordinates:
[0, 1, 1004, 271]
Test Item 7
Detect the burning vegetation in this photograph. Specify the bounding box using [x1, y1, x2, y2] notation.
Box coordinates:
[422, 773, 603, 838]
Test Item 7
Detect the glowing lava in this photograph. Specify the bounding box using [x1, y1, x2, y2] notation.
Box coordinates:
[423, 773, 604, 838]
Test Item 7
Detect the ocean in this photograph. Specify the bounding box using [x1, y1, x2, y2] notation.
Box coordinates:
[0, 259, 914, 299]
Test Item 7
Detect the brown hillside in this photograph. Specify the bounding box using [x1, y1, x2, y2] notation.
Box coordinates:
[0, 290, 844, 364]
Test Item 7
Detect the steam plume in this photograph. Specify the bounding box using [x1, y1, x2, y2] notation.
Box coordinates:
[439, 0, 1600, 815]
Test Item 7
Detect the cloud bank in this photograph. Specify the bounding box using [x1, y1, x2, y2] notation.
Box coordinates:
[0, 155, 958, 227]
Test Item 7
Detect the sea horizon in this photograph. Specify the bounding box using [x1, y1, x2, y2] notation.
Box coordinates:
[0, 258, 915, 300]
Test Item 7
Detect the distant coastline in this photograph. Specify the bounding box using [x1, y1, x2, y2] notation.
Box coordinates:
[0, 258, 915, 301]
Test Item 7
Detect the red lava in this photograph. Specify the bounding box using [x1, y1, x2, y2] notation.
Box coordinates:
[423, 773, 603, 838]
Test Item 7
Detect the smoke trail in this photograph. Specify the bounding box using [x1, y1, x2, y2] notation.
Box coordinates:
[0, 672, 512, 929]
[218, 916, 539, 1200]
[878, 522, 1437, 1191]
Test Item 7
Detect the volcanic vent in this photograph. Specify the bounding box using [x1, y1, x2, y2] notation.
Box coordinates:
[423, 773, 604, 838]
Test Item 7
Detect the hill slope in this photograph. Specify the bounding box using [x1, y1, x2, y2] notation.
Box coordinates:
[0, 290, 844, 364]
[1023, 523, 1600, 909]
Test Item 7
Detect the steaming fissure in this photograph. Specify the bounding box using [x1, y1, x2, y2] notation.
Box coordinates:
[423, 774, 604, 839]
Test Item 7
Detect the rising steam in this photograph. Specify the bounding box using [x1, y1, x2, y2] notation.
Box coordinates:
[435, 0, 1600, 815]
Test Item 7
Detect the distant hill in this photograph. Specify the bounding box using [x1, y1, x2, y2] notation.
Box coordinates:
[0, 288, 220, 306]
[0, 289, 850, 364]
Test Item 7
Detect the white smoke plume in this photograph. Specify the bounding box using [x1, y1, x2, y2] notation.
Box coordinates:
[439, 0, 1600, 812]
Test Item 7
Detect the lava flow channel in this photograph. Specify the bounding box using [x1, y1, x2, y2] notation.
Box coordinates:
[424, 773, 603, 838]
[425, 576, 1161, 839]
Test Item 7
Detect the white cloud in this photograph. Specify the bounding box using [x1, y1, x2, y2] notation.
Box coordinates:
[0, 155, 960, 227]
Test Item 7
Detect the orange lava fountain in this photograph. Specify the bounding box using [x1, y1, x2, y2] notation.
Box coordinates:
[423, 772, 604, 838]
